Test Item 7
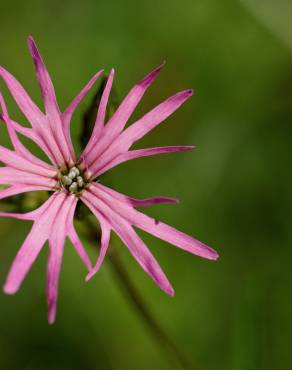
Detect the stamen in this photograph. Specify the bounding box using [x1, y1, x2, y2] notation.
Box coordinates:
[69, 182, 78, 193]
[76, 176, 84, 187]
[62, 176, 72, 186]
[59, 165, 87, 195]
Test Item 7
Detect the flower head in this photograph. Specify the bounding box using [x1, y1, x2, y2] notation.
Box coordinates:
[0, 37, 218, 324]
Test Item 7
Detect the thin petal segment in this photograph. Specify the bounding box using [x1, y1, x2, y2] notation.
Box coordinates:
[0, 66, 44, 126]
[27, 36, 74, 165]
[86, 214, 111, 281]
[0, 167, 57, 187]
[63, 70, 104, 128]
[47, 194, 76, 324]
[92, 183, 178, 207]
[62, 69, 103, 159]
[0, 94, 56, 171]
[3, 193, 65, 294]
[0, 145, 56, 177]
[82, 69, 114, 157]
[82, 191, 174, 295]
[68, 227, 92, 272]
[92, 145, 194, 178]
[87, 184, 218, 260]
[120, 89, 193, 149]
[86, 89, 193, 178]
[83, 64, 164, 167]
[0, 185, 52, 201]
[0, 113, 59, 166]
[66, 201, 92, 271]
[1, 191, 91, 324]
[0, 38, 76, 167]
[0, 66, 64, 165]
[27, 36, 60, 119]
[105, 63, 164, 136]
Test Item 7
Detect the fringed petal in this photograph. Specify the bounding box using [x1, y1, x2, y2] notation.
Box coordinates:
[91, 145, 194, 178]
[47, 194, 76, 324]
[82, 69, 114, 157]
[86, 214, 111, 281]
[82, 190, 173, 295]
[84, 64, 164, 167]
[88, 184, 218, 261]
[27, 36, 74, 165]
[3, 193, 65, 294]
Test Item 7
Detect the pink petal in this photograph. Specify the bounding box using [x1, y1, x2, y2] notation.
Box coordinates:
[82, 191, 174, 295]
[35, 124, 68, 166]
[92, 145, 194, 178]
[0, 114, 59, 166]
[0, 145, 56, 177]
[47, 235, 64, 324]
[89, 184, 219, 261]
[86, 89, 193, 177]
[112, 219, 174, 296]
[0, 167, 57, 187]
[27, 36, 59, 119]
[84, 63, 165, 167]
[47, 194, 76, 324]
[3, 193, 65, 294]
[82, 69, 114, 157]
[27, 36, 74, 165]
[0, 185, 52, 201]
[67, 227, 92, 272]
[0, 114, 35, 140]
[105, 63, 165, 136]
[0, 94, 56, 170]
[86, 214, 111, 281]
[115, 89, 193, 151]
[94, 183, 178, 207]
[63, 70, 104, 132]
[0, 66, 45, 126]
[66, 199, 92, 272]
[0, 192, 58, 221]
[62, 69, 103, 160]
[0, 73, 64, 165]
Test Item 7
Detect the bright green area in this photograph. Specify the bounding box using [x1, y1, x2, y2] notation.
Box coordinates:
[0, 1, 291, 369]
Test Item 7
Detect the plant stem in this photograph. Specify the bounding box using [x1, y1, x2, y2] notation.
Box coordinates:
[83, 218, 195, 370]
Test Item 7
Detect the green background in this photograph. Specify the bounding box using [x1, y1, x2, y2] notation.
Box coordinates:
[0, 1, 291, 369]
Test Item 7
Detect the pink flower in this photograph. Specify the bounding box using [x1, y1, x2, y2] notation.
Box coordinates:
[0, 37, 218, 324]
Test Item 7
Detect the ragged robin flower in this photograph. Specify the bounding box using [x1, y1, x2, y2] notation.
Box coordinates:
[0, 36, 218, 324]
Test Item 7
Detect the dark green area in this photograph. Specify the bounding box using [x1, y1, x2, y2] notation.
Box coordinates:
[0, 1, 291, 369]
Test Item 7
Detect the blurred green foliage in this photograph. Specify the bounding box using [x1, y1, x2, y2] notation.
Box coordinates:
[0, 1, 291, 369]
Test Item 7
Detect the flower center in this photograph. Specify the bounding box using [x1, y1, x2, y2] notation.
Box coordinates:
[59, 166, 87, 194]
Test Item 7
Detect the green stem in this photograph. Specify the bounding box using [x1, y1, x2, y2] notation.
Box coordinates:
[82, 218, 195, 370]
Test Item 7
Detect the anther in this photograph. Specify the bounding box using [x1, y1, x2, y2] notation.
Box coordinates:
[59, 165, 86, 194]
[69, 182, 78, 193]
[62, 175, 72, 186]
[68, 171, 76, 180]
[76, 176, 84, 187]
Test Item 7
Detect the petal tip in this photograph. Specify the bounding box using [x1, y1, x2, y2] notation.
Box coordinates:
[166, 286, 175, 297]
[85, 270, 95, 282]
[205, 248, 219, 261]
[3, 284, 17, 295]
[182, 145, 195, 151]
[212, 251, 220, 261]
[48, 303, 56, 325]
[185, 89, 194, 97]
[138, 63, 165, 88]
[48, 315, 55, 325]
[27, 35, 37, 52]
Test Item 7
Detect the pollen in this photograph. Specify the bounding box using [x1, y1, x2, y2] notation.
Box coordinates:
[59, 166, 87, 194]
